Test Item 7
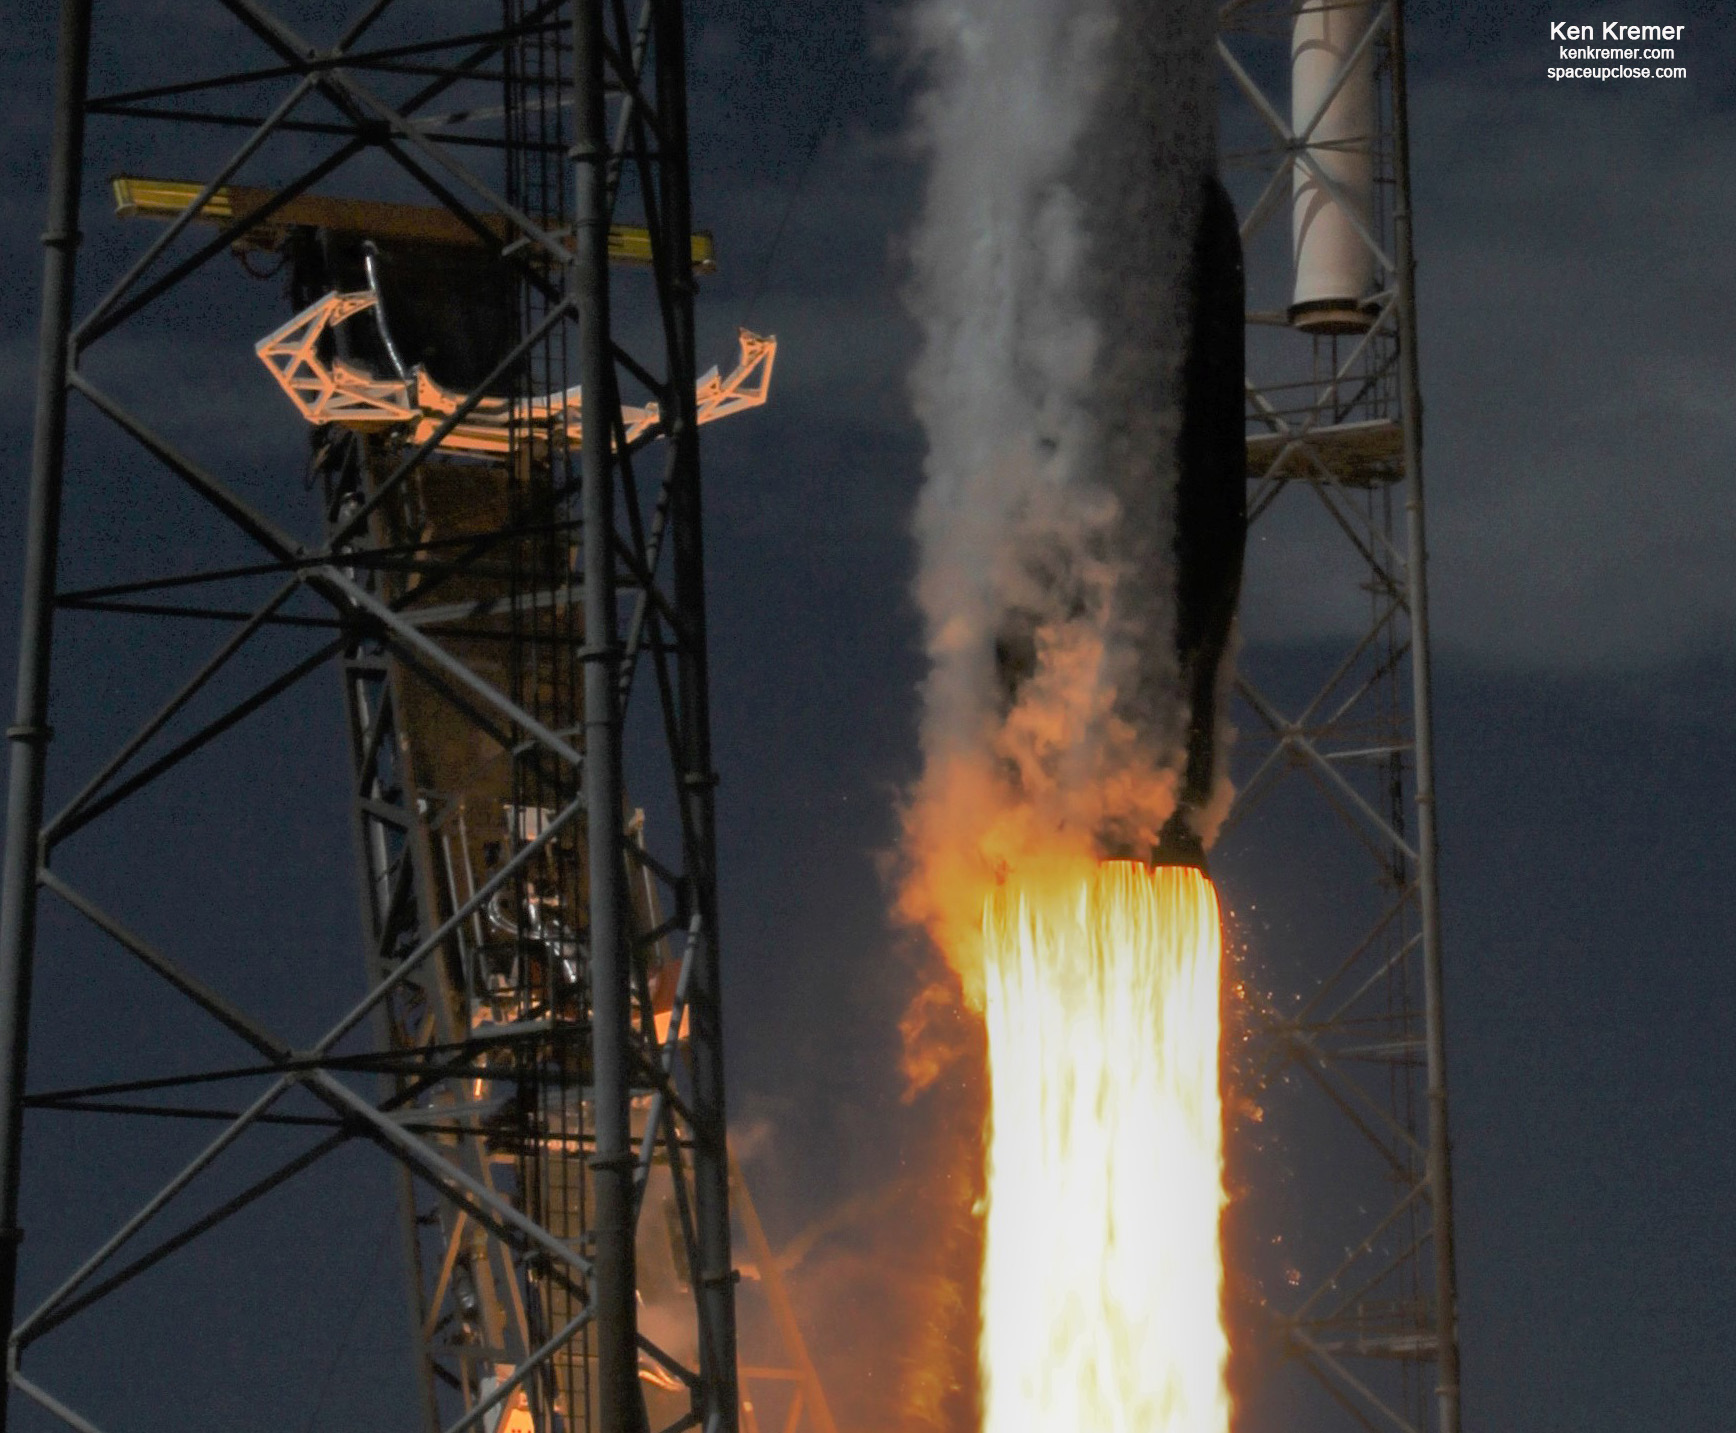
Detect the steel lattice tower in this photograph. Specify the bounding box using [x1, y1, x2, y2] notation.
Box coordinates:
[0, 4, 810, 1433]
[1216, 3, 1462, 1433]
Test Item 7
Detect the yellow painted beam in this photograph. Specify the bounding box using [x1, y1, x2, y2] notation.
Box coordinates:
[110, 174, 717, 272]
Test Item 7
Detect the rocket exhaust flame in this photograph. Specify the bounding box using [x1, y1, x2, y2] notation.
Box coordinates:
[895, 0, 1239, 1426]
[980, 860, 1227, 1433]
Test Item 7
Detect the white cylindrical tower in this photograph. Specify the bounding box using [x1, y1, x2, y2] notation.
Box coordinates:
[1290, 0, 1377, 333]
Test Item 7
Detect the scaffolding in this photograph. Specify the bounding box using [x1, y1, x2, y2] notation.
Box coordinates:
[1216, 4, 1463, 1433]
[0, 4, 820, 1433]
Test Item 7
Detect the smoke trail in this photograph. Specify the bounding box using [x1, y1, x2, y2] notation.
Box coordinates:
[898, 0, 1219, 1008]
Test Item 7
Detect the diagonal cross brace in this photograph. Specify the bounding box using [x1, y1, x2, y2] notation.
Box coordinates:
[1237, 678, 1419, 862]
[69, 376, 585, 770]
[309, 1072, 593, 1280]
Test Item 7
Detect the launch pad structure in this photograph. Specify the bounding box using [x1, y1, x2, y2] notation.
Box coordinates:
[0, 4, 832, 1433]
[1217, 3, 1464, 1433]
[3, 2, 1466, 1433]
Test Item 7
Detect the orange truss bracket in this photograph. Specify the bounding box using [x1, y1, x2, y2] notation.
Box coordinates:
[253, 292, 417, 429]
[255, 291, 777, 457]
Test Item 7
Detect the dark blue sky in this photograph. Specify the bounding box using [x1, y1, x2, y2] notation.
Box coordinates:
[1, 3, 1733, 1432]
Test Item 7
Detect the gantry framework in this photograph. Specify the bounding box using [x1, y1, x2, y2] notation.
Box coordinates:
[1216, 4, 1463, 1433]
[0, 4, 822, 1433]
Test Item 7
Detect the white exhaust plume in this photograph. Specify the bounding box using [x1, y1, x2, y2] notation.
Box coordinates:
[899, 0, 1219, 1003]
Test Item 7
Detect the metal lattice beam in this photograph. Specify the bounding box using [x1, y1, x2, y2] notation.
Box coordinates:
[0, 4, 761, 1433]
[1217, 3, 1462, 1431]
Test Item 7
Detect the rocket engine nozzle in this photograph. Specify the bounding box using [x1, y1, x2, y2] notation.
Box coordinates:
[1150, 810, 1209, 872]
[1092, 813, 1206, 872]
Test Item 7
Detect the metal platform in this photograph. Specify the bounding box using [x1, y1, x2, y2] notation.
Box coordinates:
[1247, 416, 1405, 487]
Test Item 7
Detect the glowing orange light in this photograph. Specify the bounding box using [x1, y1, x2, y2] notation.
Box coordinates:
[978, 859, 1227, 1433]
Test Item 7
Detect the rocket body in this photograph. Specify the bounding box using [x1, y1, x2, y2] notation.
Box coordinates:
[983, 170, 1247, 872]
[1153, 174, 1248, 869]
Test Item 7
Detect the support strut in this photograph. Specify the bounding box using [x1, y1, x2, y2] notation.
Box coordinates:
[0, 3, 95, 1427]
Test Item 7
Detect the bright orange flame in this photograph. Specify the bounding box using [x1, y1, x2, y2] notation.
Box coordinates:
[979, 859, 1227, 1433]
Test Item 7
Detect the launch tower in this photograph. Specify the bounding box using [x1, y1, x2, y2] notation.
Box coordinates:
[0, 5, 827, 1433]
[1216, 3, 1464, 1432]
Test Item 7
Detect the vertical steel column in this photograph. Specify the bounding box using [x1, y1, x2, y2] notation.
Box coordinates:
[0, 2, 93, 1426]
[653, 2, 739, 1428]
[1389, 4, 1462, 1430]
[339, 651, 443, 1433]
[573, 3, 642, 1430]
